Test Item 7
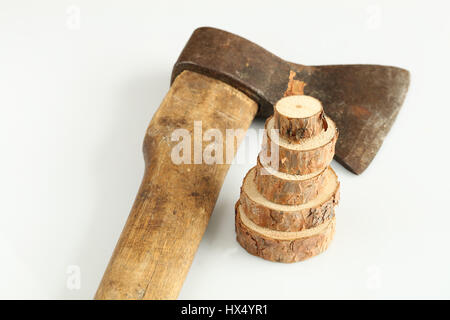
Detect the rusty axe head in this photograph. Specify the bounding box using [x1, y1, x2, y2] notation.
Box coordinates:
[172, 27, 410, 174]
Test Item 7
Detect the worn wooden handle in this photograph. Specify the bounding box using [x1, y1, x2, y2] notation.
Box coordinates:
[95, 71, 257, 299]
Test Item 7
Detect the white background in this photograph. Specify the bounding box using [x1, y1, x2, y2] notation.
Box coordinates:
[1, 0, 449, 299]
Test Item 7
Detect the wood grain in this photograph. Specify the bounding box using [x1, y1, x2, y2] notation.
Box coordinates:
[95, 70, 257, 300]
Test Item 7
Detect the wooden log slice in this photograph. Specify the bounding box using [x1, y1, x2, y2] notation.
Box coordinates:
[240, 166, 339, 232]
[254, 154, 327, 205]
[235, 203, 336, 263]
[262, 116, 338, 175]
[274, 95, 325, 142]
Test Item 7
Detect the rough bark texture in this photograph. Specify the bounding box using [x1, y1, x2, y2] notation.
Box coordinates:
[273, 107, 325, 142]
[241, 167, 340, 232]
[254, 156, 327, 205]
[262, 117, 338, 175]
[235, 204, 336, 263]
[95, 71, 257, 300]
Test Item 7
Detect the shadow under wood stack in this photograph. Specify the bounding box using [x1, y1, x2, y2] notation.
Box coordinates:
[235, 95, 340, 263]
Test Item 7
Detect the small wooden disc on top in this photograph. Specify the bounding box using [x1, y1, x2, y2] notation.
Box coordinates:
[274, 95, 325, 142]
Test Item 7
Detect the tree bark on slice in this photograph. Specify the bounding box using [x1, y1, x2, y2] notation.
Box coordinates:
[241, 166, 339, 232]
[235, 203, 336, 263]
[273, 95, 325, 142]
[254, 155, 327, 205]
[262, 116, 338, 175]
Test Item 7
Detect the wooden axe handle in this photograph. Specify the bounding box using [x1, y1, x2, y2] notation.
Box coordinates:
[95, 71, 257, 299]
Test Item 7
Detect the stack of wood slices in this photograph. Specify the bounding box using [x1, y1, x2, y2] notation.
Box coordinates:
[235, 95, 340, 263]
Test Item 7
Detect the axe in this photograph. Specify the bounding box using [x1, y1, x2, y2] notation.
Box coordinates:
[95, 27, 409, 299]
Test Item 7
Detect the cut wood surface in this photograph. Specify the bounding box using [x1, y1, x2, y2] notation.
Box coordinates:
[262, 116, 338, 175]
[241, 166, 339, 231]
[274, 95, 325, 142]
[95, 71, 257, 300]
[235, 203, 336, 263]
[254, 155, 327, 205]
